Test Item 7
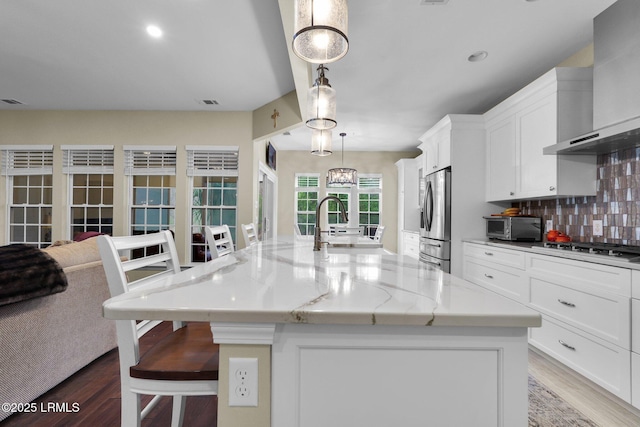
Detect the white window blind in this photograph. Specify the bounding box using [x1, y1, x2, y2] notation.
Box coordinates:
[358, 175, 382, 190]
[62, 146, 114, 174]
[1, 146, 54, 176]
[123, 146, 177, 175]
[186, 146, 239, 177]
[296, 174, 320, 188]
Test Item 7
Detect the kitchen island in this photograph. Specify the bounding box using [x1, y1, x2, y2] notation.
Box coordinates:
[103, 238, 540, 427]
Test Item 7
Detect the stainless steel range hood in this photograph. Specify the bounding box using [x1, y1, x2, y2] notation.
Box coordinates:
[543, 116, 640, 155]
[544, 0, 640, 156]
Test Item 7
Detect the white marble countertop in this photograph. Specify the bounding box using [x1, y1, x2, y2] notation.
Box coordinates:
[465, 238, 640, 270]
[103, 238, 540, 328]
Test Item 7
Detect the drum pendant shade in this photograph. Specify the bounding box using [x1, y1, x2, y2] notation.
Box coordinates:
[311, 129, 332, 156]
[306, 65, 337, 130]
[293, 0, 349, 64]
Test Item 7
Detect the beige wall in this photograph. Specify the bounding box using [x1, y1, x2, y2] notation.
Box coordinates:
[0, 110, 253, 263]
[276, 150, 414, 253]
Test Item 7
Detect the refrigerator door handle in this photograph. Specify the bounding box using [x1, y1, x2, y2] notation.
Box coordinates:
[425, 180, 433, 232]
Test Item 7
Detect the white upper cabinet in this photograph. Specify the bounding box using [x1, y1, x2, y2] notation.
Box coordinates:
[418, 120, 451, 173]
[485, 68, 597, 202]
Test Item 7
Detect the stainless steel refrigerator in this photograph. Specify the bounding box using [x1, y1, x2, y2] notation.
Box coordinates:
[419, 167, 451, 272]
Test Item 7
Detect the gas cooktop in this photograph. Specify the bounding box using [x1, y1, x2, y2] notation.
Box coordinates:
[531, 241, 640, 263]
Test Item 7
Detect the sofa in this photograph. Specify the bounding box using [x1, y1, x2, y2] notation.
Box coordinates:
[0, 237, 117, 421]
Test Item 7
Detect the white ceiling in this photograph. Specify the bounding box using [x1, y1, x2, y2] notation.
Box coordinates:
[0, 0, 617, 152]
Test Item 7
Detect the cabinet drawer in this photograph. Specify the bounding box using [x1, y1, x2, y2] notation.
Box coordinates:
[464, 243, 526, 270]
[403, 232, 420, 260]
[403, 232, 419, 244]
[403, 242, 419, 260]
[633, 299, 640, 354]
[632, 352, 640, 409]
[527, 254, 631, 297]
[530, 316, 630, 401]
[632, 270, 640, 299]
[530, 277, 630, 349]
[463, 258, 527, 304]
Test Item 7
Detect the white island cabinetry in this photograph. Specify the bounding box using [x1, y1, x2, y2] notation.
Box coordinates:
[463, 241, 633, 403]
[484, 67, 596, 201]
[104, 239, 541, 427]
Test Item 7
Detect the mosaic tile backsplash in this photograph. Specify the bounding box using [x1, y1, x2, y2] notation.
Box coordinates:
[515, 148, 640, 244]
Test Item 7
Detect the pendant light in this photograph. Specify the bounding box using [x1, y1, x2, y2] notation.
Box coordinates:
[311, 129, 332, 156]
[306, 65, 337, 130]
[326, 132, 357, 186]
[292, 0, 349, 64]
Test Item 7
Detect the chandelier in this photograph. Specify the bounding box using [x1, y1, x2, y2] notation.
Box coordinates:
[326, 132, 357, 186]
[306, 65, 336, 130]
[292, 0, 349, 64]
[311, 129, 332, 156]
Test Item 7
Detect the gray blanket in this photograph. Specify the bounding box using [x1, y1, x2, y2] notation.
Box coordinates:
[0, 244, 68, 307]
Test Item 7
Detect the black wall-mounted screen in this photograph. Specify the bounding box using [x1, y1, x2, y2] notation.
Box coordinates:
[267, 142, 276, 171]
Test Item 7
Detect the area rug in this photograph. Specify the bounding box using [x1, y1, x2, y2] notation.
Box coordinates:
[529, 374, 599, 426]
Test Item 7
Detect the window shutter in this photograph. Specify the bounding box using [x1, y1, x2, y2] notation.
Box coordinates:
[62, 146, 114, 174]
[358, 175, 382, 189]
[296, 174, 320, 188]
[186, 146, 239, 177]
[124, 146, 176, 175]
[1, 146, 54, 176]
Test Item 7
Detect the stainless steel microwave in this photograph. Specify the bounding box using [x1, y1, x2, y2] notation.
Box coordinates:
[483, 216, 542, 241]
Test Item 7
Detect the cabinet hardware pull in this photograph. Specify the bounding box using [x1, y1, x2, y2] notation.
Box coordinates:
[558, 340, 576, 351]
[557, 299, 576, 307]
[484, 252, 493, 256]
[549, 186, 555, 191]
[484, 274, 494, 279]
[509, 192, 515, 196]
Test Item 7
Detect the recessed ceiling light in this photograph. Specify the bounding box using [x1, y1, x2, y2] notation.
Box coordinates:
[146, 25, 163, 38]
[468, 51, 488, 62]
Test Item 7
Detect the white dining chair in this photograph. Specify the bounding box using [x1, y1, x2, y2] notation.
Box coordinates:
[205, 224, 235, 258]
[97, 231, 219, 427]
[373, 225, 386, 242]
[241, 223, 259, 247]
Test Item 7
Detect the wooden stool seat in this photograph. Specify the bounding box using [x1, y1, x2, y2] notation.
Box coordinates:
[130, 323, 219, 381]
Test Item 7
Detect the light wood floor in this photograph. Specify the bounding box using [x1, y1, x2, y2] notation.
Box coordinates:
[529, 346, 640, 427]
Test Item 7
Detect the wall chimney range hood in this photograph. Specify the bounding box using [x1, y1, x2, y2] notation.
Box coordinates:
[544, 0, 640, 156]
[543, 116, 640, 155]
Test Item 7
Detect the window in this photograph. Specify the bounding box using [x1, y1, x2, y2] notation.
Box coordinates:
[124, 147, 177, 257]
[358, 175, 382, 237]
[1, 146, 53, 247]
[326, 191, 349, 225]
[63, 146, 114, 239]
[295, 174, 319, 236]
[187, 147, 239, 262]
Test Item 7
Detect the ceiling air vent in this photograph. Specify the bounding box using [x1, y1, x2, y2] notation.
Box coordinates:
[420, 0, 449, 4]
[2, 99, 24, 105]
[200, 99, 219, 106]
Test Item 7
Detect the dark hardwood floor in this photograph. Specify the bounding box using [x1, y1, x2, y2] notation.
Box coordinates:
[0, 322, 217, 427]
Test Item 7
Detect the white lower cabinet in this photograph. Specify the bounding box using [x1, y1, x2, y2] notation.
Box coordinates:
[463, 242, 634, 404]
[631, 272, 640, 408]
[402, 231, 420, 260]
[527, 254, 630, 350]
[464, 259, 527, 303]
[530, 316, 630, 401]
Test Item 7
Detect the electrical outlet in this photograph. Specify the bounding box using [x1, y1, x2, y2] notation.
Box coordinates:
[229, 357, 258, 407]
[593, 220, 603, 237]
[545, 220, 553, 232]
